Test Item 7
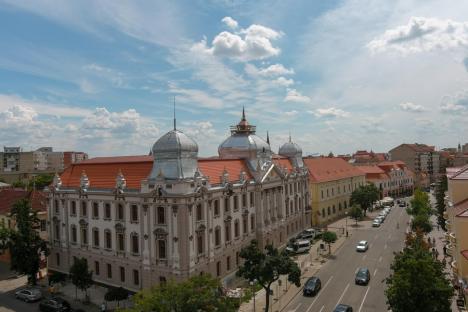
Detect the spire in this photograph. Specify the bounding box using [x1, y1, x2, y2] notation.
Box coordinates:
[289, 131, 292, 143]
[266, 131, 270, 145]
[242, 106, 246, 121]
[173, 96, 176, 130]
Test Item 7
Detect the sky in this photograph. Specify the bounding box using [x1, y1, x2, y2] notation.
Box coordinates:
[1, 0, 468, 157]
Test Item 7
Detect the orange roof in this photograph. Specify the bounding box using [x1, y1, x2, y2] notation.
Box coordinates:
[455, 198, 468, 217]
[403, 143, 435, 153]
[303, 157, 364, 183]
[356, 165, 385, 174]
[272, 158, 294, 173]
[0, 189, 46, 215]
[59, 156, 257, 189]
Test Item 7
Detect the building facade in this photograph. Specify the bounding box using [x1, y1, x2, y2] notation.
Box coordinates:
[46, 112, 311, 291]
[303, 157, 365, 226]
[389, 143, 440, 186]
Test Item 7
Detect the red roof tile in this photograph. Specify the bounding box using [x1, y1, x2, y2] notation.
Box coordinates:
[272, 158, 294, 173]
[455, 198, 468, 217]
[303, 157, 364, 183]
[198, 159, 253, 184]
[0, 189, 46, 215]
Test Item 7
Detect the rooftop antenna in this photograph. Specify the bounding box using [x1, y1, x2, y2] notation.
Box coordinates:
[289, 131, 291, 143]
[242, 106, 246, 121]
[173, 96, 176, 130]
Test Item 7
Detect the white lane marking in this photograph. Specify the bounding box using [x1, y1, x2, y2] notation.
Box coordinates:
[336, 283, 350, 308]
[384, 244, 387, 250]
[379, 256, 382, 262]
[373, 268, 378, 276]
[363, 254, 367, 260]
[374, 234, 378, 240]
[306, 276, 334, 312]
[358, 287, 371, 312]
[294, 303, 302, 311]
[319, 306, 324, 312]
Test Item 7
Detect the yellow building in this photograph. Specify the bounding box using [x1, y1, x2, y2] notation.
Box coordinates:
[445, 165, 468, 299]
[303, 157, 366, 226]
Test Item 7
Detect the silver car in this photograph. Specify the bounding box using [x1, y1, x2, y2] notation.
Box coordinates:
[15, 288, 42, 302]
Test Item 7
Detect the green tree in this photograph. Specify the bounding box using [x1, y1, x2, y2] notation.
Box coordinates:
[435, 175, 448, 231]
[69, 257, 93, 301]
[349, 204, 363, 225]
[125, 274, 236, 312]
[11, 180, 26, 189]
[411, 213, 433, 233]
[385, 231, 453, 312]
[105, 287, 129, 308]
[8, 199, 49, 285]
[322, 231, 337, 255]
[350, 183, 380, 216]
[31, 174, 54, 190]
[237, 240, 301, 312]
[407, 189, 432, 216]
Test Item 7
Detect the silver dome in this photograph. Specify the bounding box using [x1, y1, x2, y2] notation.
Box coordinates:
[279, 141, 302, 157]
[149, 129, 199, 181]
[219, 134, 271, 159]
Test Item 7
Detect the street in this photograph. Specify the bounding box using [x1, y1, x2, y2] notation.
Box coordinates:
[283, 199, 411, 312]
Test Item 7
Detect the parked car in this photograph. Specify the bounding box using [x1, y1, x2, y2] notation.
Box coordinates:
[15, 288, 42, 302]
[39, 297, 71, 312]
[286, 239, 311, 254]
[372, 219, 381, 227]
[399, 202, 406, 207]
[356, 241, 369, 252]
[297, 228, 316, 241]
[355, 267, 370, 285]
[303, 276, 321, 296]
[377, 216, 385, 223]
[334, 304, 353, 312]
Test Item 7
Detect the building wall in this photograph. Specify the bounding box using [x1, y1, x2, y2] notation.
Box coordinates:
[19, 152, 35, 172]
[389, 145, 416, 172]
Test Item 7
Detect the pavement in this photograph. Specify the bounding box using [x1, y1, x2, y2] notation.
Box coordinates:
[239, 198, 412, 312]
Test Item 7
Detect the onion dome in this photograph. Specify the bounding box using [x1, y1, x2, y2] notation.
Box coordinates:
[278, 135, 304, 168]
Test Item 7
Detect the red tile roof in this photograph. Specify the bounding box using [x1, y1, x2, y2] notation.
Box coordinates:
[356, 166, 388, 181]
[449, 165, 468, 180]
[0, 189, 46, 215]
[303, 157, 364, 183]
[198, 159, 253, 184]
[455, 198, 468, 217]
[403, 143, 435, 153]
[272, 158, 294, 173]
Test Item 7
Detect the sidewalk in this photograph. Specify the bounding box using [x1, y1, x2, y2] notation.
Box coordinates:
[239, 211, 378, 312]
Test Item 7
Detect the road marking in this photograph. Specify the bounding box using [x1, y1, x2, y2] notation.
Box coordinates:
[305, 276, 334, 312]
[373, 268, 378, 276]
[379, 256, 382, 262]
[336, 283, 350, 308]
[358, 287, 371, 312]
[293, 303, 302, 311]
[318, 306, 324, 312]
[374, 234, 378, 240]
[384, 244, 387, 250]
[363, 254, 367, 260]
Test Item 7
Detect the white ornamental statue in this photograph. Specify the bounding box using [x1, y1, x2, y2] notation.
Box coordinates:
[116, 169, 127, 191]
[52, 173, 62, 191]
[80, 170, 90, 191]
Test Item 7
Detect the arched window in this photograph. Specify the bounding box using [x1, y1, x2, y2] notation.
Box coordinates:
[225, 222, 231, 242]
[234, 219, 239, 238]
[104, 229, 112, 249]
[70, 225, 77, 243]
[54, 200, 59, 214]
[131, 233, 139, 254]
[197, 233, 204, 255]
[327, 207, 331, 216]
[71, 201, 77, 216]
[117, 204, 124, 221]
[250, 214, 255, 232]
[196, 204, 202, 221]
[158, 239, 166, 259]
[213, 200, 220, 217]
[81, 201, 87, 216]
[81, 227, 88, 245]
[157, 206, 165, 224]
[214, 226, 221, 246]
[92, 228, 99, 247]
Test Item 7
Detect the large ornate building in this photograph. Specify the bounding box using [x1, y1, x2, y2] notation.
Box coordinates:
[46, 111, 310, 291]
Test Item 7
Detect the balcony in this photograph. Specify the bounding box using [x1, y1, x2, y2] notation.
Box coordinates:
[443, 211, 448, 220]
[446, 244, 453, 257]
[451, 260, 458, 274]
[445, 220, 451, 231]
[450, 232, 457, 245]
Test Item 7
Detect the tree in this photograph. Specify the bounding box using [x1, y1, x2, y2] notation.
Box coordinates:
[321, 231, 337, 255]
[69, 257, 93, 301]
[49, 271, 67, 286]
[350, 183, 380, 216]
[8, 199, 49, 285]
[435, 175, 448, 231]
[349, 204, 363, 225]
[385, 231, 453, 312]
[105, 287, 129, 308]
[411, 213, 433, 233]
[31, 174, 54, 190]
[237, 240, 301, 312]
[125, 274, 236, 312]
[407, 189, 432, 216]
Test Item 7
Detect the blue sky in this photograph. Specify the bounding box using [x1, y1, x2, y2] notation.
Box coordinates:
[1, 0, 468, 157]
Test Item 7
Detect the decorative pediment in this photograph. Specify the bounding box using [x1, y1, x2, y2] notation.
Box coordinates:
[224, 215, 232, 222]
[223, 183, 234, 197]
[153, 228, 168, 236]
[196, 224, 206, 232]
[79, 218, 88, 227]
[239, 170, 247, 184]
[242, 208, 249, 217]
[115, 223, 126, 233]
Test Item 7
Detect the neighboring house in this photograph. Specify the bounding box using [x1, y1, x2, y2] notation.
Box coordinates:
[389, 143, 440, 186]
[0, 188, 48, 263]
[351, 150, 388, 165]
[444, 165, 468, 300]
[46, 111, 311, 291]
[303, 157, 365, 226]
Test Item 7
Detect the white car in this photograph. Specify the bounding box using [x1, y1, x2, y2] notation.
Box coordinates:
[356, 240, 369, 252]
[372, 219, 381, 227]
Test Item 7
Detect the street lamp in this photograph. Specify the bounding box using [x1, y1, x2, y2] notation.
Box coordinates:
[250, 279, 257, 312]
[345, 211, 348, 237]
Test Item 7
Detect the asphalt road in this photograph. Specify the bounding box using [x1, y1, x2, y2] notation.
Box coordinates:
[283, 198, 411, 312]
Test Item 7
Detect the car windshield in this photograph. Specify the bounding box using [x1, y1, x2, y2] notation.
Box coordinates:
[358, 242, 366, 246]
[357, 269, 368, 277]
[306, 278, 317, 286]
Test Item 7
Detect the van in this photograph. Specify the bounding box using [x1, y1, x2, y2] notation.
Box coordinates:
[286, 240, 311, 254]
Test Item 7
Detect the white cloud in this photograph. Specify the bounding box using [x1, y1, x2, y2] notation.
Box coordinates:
[0, 104, 37, 125]
[245, 63, 294, 77]
[284, 89, 310, 103]
[310, 107, 350, 118]
[169, 83, 224, 109]
[222, 16, 238, 29]
[367, 17, 468, 55]
[440, 90, 468, 113]
[194, 22, 282, 62]
[79, 79, 97, 94]
[399, 102, 426, 112]
[274, 77, 294, 87]
[284, 110, 298, 116]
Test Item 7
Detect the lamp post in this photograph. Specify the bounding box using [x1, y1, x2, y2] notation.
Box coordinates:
[345, 211, 348, 237]
[250, 279, 257, 312]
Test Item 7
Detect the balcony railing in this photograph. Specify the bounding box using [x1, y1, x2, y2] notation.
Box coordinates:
[443, 211, 448, 220]
[449, 232, 457, 245]
[445, 220, 451, 231]
[446, 243, 453, 257]
[451, 260, 458, 274]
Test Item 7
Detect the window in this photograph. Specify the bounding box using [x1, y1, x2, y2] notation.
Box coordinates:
[158, 240, 166, 259]
[196, 204, 202, 221]
[332, 205, 336, 214]
[242, 194, 247, 207]
[131, 205, 138, 222]
[71, 226, 77, 243]
[250, 192, 254, 206]
[327, 207, 330, 216]
[197, 234, 203, 255]
[105, 230, 112, 249]
[81, 228, 88, 245]
[95, 261, 100, 275]
[54, 222, 60, 240]
[250, 214, 255, 232]
[93, 228, 99, 247]
[104, 203, 111, 219]
[234, 219, 239, 238]
[243, 217, 247, 234]
[40, 220, 46, 232]
[71, 201, 76, 215]
[117, 233, 125, 251]
[216, 261, 221, 277]
[56, 253, 60, 266]
[214, 200, 220, 217]
[117, 204, 124, 221]
[322, 208, 325, 217]
[236, 251, 239, 267]
[54, 200, 59, 214]
[133, 269, 139, 285]
[224, 197, 230, 213]
[131, 233, 139, 254]
[214, 227, 221, 246]
[321, 190, 323, 199]
[225, 223, 231, 242]
[339, 203, 342, 211]
[234, 196, 239, 211]
[227, 256, 231, 271]
[81, 201, 87, 216]
[120, 266, 125, 282]
[160, 276, 167, 284]
[157, 206, 165, 224]
[92, 202, 99, 218]
[107, 264, 112, 278]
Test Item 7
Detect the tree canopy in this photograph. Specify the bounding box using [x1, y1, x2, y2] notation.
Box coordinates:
[385, 231, 453, 312]
[407, 189, 433, 234]
[7, 199, 49, 285]
[69, 257, 93, 300]
[237, 240, 301, 312]
[321, 231, 337, 255]
[435, 175, 448, 231]
[350, 183, 380, 215]
[348, 204, 363, 225]
[125, 274, 236, 312]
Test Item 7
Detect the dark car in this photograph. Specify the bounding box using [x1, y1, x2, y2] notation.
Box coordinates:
[303, 276, 321, 296]
[355, 267, 370, 285]
[39, 297, 71, 312]
[334, 304, 353, 312]
[399, 202, 406, 207]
